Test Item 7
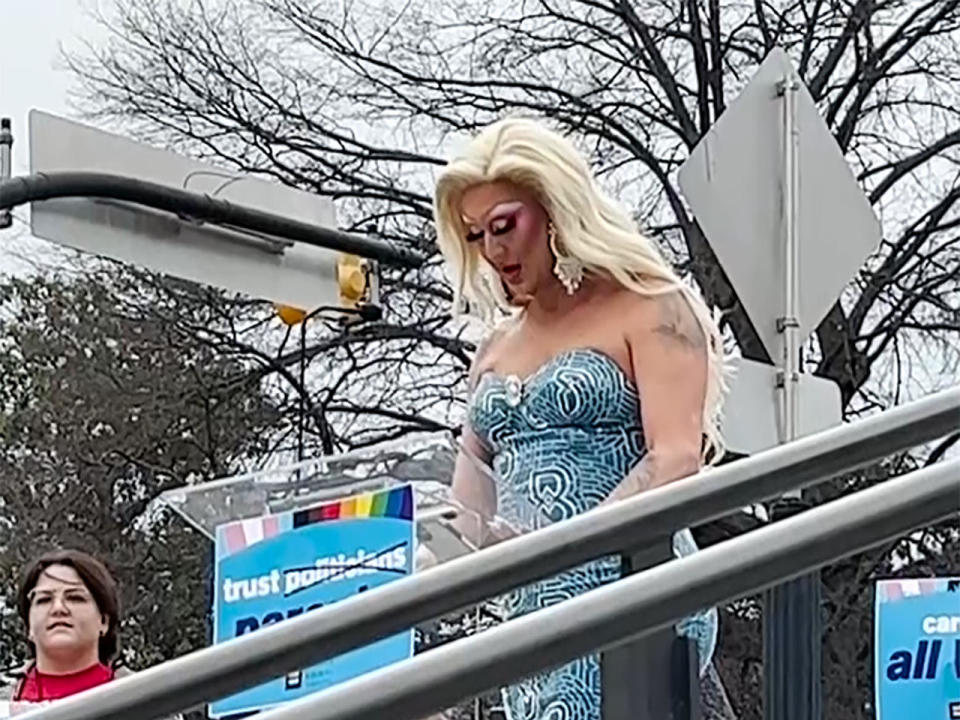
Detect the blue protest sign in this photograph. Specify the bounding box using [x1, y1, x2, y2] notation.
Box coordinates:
[875, 578, 960, 720]
[210, 484, 415, 717]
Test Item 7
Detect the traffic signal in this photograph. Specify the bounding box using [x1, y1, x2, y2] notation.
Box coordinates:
[337, 253, 367, 308]
[274, 253, 379, 326]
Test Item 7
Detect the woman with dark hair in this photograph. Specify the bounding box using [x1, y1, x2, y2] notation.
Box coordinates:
[2, 549, 127, 709]
[0, 550, 185, 718]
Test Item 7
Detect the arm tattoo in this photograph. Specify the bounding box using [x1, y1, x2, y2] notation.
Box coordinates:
[601, 450, 700, 507]
[602, 454, 660, 505]
[653, 290, 706, 349]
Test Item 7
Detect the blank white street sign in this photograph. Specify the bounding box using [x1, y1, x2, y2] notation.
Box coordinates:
[29, 110, 340, 310]
[678, 48, 882, 360]
[722, 358, 842, 455]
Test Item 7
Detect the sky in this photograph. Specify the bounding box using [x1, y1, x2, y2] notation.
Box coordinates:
[0, 0, 109, 272]
[0, 1, 954, 410]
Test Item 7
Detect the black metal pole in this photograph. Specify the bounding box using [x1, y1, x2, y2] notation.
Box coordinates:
[0, 171, 425, 268]
[297, 318, 307, 463]
[763, 496, 822, 720]
[603, 537, 701, 720]
[0, 118, 12, 229]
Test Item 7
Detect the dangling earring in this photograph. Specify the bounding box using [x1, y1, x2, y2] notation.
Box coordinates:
[548, 221, 584, 295]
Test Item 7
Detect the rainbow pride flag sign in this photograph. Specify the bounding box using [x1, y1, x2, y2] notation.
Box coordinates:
[210, 484, 416, 717]
[875, 577, 960, 720]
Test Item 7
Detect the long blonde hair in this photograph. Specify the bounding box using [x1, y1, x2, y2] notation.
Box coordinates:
[433, 117, 728, 462]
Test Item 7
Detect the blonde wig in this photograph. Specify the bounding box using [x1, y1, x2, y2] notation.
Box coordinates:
[434, 117, 729, 462]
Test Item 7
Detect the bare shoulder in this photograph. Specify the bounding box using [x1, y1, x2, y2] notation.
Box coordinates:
[617, 288, 707, 352]
[467, 317, 518, 388]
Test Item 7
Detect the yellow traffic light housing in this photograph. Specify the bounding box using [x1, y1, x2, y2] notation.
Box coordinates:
[275, 304, 308, 326]
[273, 254, 379, 326]
[337, 253, 367, 308]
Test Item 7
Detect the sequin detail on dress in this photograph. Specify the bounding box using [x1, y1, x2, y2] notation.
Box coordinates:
[467, 348, 718, 720]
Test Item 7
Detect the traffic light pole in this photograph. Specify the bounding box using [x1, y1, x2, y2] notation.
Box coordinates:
[0, 167, 424, 269]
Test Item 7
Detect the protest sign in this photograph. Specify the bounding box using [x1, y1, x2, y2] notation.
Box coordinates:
[875, 578, 960, 720]
[211, 484, 415, 717]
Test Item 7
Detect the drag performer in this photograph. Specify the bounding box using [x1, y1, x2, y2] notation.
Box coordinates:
[435, 117, 727, 720]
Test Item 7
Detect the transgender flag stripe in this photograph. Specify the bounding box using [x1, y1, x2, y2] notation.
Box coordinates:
[220, 486, 412, 557]
[242, 518, 264, 545]
[879, 577, 946, 602]
[224, 523, 247, 554]
[222, 515, 282, 555]
[900, 580, 921, 596]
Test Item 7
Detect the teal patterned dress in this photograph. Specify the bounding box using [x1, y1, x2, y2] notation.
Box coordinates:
[467, 348, 718, 720]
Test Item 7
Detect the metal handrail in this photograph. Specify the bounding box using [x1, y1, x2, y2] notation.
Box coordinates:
[257, 458, 960, 720]
[24, 386, 960, 720]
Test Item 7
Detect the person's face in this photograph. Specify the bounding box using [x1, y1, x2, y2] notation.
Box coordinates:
[28, 565, 107, 664]
[459, 182, 554, 300]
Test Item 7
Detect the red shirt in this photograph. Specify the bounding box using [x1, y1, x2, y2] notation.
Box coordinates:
[16, 663, 114, 701]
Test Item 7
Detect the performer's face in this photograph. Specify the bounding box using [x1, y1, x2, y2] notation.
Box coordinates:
[459, 181, 553, 301]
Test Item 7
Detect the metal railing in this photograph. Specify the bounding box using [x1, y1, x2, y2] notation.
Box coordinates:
[23, 386, 960, 720]
[256, 458, 959, 720]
